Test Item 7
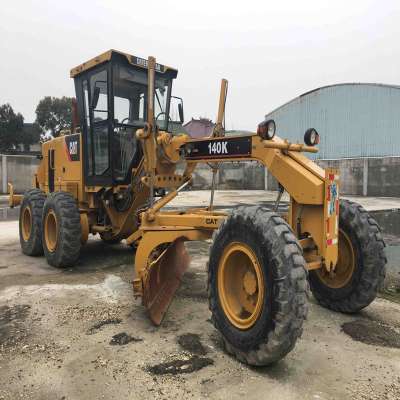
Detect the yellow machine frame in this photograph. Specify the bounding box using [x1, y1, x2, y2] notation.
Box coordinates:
[9, 53, 340, 325]
[125, 58, 340, 323]
[11, 51, 388, 367]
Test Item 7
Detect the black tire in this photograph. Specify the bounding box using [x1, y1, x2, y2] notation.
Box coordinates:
[309, 199, 386, 313]
[99, 232, 122, 245]
[19, 189, 46, 256]
[208, 206, 308, 366]
[42, 192, 82, 268]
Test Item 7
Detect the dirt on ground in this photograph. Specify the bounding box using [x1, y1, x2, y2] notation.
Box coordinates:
[0, 220, 400, 400]
[109, 332, 143, 346]
[147, 355, 214, 376]
[177, 333, 207, 356]
[341, 319, 400, 348]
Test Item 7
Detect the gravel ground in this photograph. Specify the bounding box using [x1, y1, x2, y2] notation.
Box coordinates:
[0, 213, 400, 399]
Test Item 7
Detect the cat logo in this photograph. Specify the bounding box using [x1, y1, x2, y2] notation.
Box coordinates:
[69, 140, 78, 155]
[206, 218, 218, 225]
[65, 134, 80, 162]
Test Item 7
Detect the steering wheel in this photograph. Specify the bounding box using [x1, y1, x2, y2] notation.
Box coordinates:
[155, 112, 172, 122]
[120, 117, 130, 125]
[155, 112, 166, 121]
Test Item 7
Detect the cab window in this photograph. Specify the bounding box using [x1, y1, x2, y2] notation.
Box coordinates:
[90, 70, 108, 122]
[113, 65, 147, 125]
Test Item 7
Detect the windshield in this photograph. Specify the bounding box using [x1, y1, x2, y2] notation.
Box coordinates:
[111, 64, 172, 181]
[113, 65, 147, 126]
[113, 64, 172, 130]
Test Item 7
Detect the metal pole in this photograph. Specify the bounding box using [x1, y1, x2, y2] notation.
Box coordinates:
[209, 165, 218, 211]
[363, 158, 368, 196]
[208, 79, 228, 209]
[2, 155, 7, 194]
[212, 79, 228, 138]
[147, 56, 156, 207]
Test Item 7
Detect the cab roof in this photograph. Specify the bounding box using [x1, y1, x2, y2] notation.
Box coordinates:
[70, 49, 178, 78]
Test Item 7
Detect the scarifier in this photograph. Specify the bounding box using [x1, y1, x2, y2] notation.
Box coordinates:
[9, 50, 386, 365]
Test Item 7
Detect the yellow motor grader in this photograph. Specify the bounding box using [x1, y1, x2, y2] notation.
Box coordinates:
[9, 50, 386, 366]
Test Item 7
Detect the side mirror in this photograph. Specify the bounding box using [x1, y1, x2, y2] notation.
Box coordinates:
[91, 86, 100, 110]
[178, 102, 184, 124]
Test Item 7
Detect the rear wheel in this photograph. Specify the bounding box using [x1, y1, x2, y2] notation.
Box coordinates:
[19, 189, 46, 256]
[309, 199, 386, 312]
[42, 192, 82, 268]
[208, 206, 308, 366]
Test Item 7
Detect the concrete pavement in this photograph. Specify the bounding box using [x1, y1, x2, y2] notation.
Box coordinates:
[0, 193, 400, 399]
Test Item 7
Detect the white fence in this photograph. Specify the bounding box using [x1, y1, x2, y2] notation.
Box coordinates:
[0, 154, 40, 194]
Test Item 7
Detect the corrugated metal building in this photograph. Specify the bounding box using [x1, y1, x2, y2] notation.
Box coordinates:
[265, 83, 400, 159]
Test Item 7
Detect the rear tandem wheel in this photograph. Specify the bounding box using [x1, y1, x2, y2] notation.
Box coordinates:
[19, 189, 46, 256]
[42, 192, 82, 268]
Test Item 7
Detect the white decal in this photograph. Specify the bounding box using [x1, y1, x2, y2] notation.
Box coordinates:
[69, 141, 78, 155]
[208, 141, 228, 155]
[135, 57, 163, 72]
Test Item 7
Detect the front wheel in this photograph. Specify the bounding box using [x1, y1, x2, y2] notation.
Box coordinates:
[208, 206, 308, 366]
[309, 199, 386, 313]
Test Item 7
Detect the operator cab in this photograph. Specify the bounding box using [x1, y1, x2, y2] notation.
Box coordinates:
[71, 50, 183, 186]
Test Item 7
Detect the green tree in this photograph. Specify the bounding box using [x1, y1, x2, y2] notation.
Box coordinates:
[35, 96, 73, 137]
[0, 103, 24, 151]
[21, 123, 43, 150]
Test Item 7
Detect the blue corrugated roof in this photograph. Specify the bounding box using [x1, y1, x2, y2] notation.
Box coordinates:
[265, 83, 400, 159]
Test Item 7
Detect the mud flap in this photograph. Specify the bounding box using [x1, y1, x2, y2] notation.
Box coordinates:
[143, 238, 190, 325]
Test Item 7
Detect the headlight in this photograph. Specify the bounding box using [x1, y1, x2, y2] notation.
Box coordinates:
[257, 119, 276, 140]
[304, 128, 320, 146]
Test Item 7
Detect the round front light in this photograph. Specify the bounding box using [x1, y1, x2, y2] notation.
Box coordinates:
[257, 119, 276, 140]
[304, 128, 320, 146]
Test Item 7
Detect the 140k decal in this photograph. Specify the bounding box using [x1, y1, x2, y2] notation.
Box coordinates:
[208, 141, 228, 155]
[184, 136, 252, 160]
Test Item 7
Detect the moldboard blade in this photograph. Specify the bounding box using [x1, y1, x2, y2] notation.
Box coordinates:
[143, 238, 190, 325]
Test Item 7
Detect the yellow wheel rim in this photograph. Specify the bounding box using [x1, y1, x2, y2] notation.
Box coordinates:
[317, 229, 356, 289]
[44, 210, 58, 252]
[21, 206, 32, 242]
[218, 242, 265, 330]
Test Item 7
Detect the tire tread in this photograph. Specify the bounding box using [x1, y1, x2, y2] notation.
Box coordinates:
[208, 206, 308, 366]
[310, 199, 386, 313]
[19, 189, 46, 256]
[42, 191, 81, 268]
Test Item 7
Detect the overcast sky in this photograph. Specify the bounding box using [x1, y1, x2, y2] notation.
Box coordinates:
[1, 0, 399, 130]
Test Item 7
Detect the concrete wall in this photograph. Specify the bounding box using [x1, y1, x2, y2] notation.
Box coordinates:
[319, 157, 400, 197]
[367, 157, 400, 197]
[189, 162, 265, 190]
[317, 158, 364, 195]
[1, 155, 40, 194]
[2, 153, 399, 198]
[0, 155, 265, 194]
[266, 156, 400, 197]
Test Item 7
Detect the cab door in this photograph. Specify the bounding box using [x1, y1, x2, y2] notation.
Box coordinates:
[82, 67, 112, 186]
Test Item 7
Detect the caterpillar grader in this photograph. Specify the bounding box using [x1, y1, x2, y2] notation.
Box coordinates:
[9, 50, 386, 366]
